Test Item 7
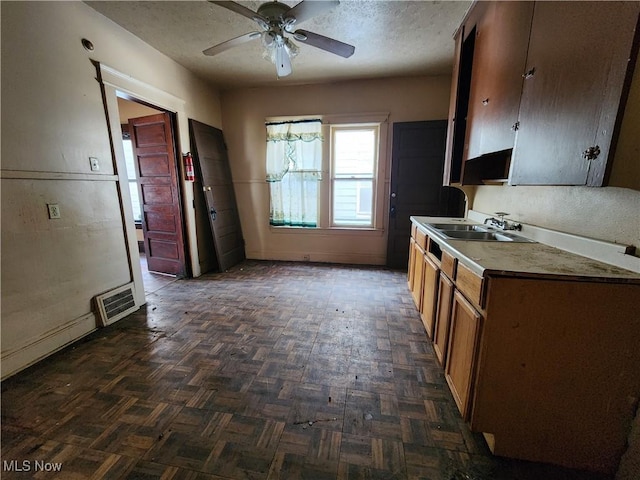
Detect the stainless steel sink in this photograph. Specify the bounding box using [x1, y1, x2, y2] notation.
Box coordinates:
[439, 229, 535, 243]
[428, 223, 488, 232]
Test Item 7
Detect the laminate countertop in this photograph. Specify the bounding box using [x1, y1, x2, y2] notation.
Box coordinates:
[411, 216, 640, 283]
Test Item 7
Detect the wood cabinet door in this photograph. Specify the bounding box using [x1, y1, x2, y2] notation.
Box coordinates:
[420, 255, 440, 339]
[444, 26, 465, 186]
[433, 273, 454, 366]
[464, 1, 534, 160]
[445, 290, 482, 419]
[407, 237, 416, 289]
[511, 2, 640, 186]
[411, 243, 425, 309]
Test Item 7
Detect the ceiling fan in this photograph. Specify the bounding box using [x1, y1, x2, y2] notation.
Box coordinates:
[204, 0, 355, 78]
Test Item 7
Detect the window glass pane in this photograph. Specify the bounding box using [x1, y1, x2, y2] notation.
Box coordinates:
[122, 139, 138, 181]
[334, 130, 375, 177]
[128, 181, 142, 222]
[333, 179, 373, 226]
[266, 120, 322, 227]
[331, 125, 378, 227]
[122, 139, 142, 222]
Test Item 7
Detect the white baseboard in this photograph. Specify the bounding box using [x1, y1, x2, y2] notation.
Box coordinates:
[246, 250, 386, 266]
[1, 312, 97, 380]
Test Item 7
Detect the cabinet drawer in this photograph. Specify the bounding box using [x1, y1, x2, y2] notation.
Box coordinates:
[411, 223, 417, 239]
[456, 262, 484, 307]
[415, 228, 428, 250]
[441, 251, 457, 280]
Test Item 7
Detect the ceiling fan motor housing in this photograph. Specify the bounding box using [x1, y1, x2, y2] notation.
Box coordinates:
[257, 2, 293, 23]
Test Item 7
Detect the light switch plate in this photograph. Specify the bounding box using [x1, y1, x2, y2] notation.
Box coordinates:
[47, 203, 61, 219]
[89, 157, 100, 171]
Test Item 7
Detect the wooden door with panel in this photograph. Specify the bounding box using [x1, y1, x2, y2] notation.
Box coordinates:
[189, 120, 245, 272]
[129, 112, 188, 277]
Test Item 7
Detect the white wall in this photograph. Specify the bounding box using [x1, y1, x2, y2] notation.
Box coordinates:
[0, 1, 222, 378]
[221, 76, 453, 265]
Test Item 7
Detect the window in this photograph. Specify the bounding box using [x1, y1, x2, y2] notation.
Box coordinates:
[266, 120, 322, 227]
[265, 116, 384, 230]
[122, 134, 142, 222]
[331, 126, 378, 227]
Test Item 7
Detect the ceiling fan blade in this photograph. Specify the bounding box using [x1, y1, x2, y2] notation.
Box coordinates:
[293, 29, 355, 58]
[286, 0, 340, 25]
[275, 44, 293, 78]
[208, 1, 269, 29]
[203, 31, 261, 56]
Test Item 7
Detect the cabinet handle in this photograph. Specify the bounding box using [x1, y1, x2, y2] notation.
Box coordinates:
[582, 145, 601, 161]
[522, 68, 536, 79]
[482, 98, 489, 106]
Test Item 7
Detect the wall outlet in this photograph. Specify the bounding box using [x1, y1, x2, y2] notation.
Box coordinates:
[47, 203, 61, 219]
[303, 254, 310, 261]
[89, 157, 100, 171]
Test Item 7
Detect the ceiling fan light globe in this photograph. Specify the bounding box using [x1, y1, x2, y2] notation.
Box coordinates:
[292, 32, 307, 41]
[262, 31, 276, 48]
[283, 16, 297, 32]
[253, 17, 269, 30]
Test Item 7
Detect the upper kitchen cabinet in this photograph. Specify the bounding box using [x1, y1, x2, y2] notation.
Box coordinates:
[444, 1, 640, 187]
[464, 1, 533, 162]
[443, 3, 485, 186]
[511, 1, 640, 186]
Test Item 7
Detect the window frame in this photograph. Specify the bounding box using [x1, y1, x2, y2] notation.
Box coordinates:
[329, 124, 380, 228]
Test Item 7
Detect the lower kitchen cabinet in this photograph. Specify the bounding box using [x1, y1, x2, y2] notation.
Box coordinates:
[469, 276, 640, 474]
[433, 272, 454, 366]
[444, 290, 482, 420]
[408, 221, 640, 474]
[420, 254, 439, 338]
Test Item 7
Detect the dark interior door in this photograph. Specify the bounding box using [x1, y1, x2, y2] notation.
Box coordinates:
[386, 120, 465, 269]
[189, 119, 245, 272]
[129, 112, 187, 277]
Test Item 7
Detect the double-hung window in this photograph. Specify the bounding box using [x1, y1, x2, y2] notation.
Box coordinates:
[330, 125, 378, 227]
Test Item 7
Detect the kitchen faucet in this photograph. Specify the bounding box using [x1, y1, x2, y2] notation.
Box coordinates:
[484, 212, 522, 231]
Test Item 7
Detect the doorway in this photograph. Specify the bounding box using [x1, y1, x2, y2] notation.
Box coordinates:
[386, 121, 466, 270]
[117, 96, 187, 294]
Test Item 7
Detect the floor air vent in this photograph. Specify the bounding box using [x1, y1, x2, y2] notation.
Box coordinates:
[94, 282, 137, 327]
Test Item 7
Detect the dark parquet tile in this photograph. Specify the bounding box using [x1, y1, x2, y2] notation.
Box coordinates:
[1, 260, 612, 480]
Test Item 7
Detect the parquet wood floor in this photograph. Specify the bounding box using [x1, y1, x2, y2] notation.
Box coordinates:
[1, 261, 611, 479]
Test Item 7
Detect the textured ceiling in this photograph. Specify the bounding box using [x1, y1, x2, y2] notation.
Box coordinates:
[87, 0, 471, 91]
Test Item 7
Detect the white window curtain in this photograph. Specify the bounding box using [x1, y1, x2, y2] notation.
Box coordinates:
[266, 120, 323, 227]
